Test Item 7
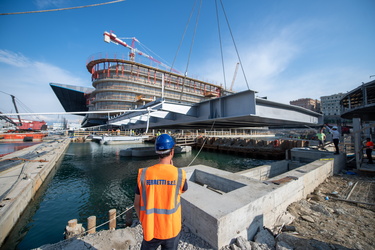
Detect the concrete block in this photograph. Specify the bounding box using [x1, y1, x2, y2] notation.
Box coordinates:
[181, 155, 341, 249]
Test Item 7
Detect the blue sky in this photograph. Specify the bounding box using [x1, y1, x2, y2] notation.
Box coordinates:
[0, 0, 374, 124]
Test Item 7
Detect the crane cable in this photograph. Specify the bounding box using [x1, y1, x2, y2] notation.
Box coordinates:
[187, 120, 216, 167]
[0, 0, 125, 16]
[215, 0, 227, 91]
[169, 0, 199, 76]
[179, 0, 203, 102]
[218, 0, 250, 91]
[0, 91, 42, 120]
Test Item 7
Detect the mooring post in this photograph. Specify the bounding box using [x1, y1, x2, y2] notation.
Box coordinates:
[87, 216, 96, 234]
[109, 209, 116, 230]
[68, 219, 77, 228]
[65, 219, 85, 239]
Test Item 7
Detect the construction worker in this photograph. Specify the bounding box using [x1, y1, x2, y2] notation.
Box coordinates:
[325, 124, 340, 154]
[316, 128, 326, 149]
[365, 138, 374, 164]
[134, 134, 188, 250]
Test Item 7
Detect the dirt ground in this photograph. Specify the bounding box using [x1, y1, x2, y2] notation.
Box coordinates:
[286, 173, 375, 250]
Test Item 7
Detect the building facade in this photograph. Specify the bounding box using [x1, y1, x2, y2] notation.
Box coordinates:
[82, 55, 231, 127]
[51, 56, 231, 127]
[289, 98, 321, 112]
[320, 93, 345, 124]
[320, 93, 345, 116]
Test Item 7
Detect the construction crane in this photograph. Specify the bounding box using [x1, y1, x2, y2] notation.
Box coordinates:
[103, 31, 180, 74]
[230, 62, 239, 91]
[10, 95, 22, 126]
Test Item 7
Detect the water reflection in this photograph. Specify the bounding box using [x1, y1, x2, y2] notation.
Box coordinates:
[0, 142, 40, 156]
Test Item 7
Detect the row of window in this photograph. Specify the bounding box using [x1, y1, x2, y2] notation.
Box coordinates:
[91, 62, 220, 93]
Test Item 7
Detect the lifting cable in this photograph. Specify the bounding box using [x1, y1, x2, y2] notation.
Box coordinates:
[215, 0, 227, 91]
[169, 0, 199, 76]
[0, 90, 42, 120]
[0, 0, 125, 15]
[187, 120, 216, 167]
[218, 0, 250, 91]
[179, 0, 203, 102]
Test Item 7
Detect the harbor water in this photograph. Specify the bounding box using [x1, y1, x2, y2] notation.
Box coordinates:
[0, 142, 40, 157]
[2, 141, 276, 250]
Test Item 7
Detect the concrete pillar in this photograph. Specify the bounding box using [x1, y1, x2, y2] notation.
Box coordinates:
[65, 219, 85, 239]
[109, 209, 116, 230]
[353, 118, 362, 169]
[68, 219, 77, 228]
[87, 216, 96, 234]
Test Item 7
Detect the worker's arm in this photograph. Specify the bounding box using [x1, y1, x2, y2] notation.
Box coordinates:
[181, 179, 188, 193]
[325, 124, 335, 134]
[134, 194, 141, 219]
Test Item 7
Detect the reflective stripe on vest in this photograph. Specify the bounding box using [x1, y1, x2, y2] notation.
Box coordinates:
[140, 167, 183, 215]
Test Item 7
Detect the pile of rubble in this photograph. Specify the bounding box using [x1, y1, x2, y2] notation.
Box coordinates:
[225, 174, 375, 250]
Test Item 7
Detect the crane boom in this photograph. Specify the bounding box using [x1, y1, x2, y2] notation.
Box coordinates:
[10, 95, 22, 126]
[230, 62, 239, 91]
[103, 31, 180, 74]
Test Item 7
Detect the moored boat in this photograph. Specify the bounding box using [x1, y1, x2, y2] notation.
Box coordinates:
[0, 133, 47, 142]
[120, 145, 192, 157]
[91, 135, 150, 145]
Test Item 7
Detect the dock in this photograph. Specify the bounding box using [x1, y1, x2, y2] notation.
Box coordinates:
[0, 137, 70, 246]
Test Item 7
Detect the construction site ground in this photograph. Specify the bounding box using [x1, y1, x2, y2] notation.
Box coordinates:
[286, 169, 375, 250]
[37, 165, 375, 250]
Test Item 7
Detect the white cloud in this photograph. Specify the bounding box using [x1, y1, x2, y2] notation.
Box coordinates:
[267, 66, 368, 104]
[34, 0, 66, 9]
[0, 50, 86, 123]
[0, 50, 30, 67]
[192, 24, 302, 93]
[191, 20, 371, 105]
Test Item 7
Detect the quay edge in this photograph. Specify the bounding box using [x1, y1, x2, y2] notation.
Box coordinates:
[0, 137, 71, 247]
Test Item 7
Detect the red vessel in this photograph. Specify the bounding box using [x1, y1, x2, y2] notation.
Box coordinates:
[0, 133, 47, 142]
[16, 120, 47, 131]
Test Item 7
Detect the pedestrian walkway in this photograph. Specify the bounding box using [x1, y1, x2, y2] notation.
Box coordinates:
[0, 138, 71, 247]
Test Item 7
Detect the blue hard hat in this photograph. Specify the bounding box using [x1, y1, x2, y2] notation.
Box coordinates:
[155, 134, 175, 154]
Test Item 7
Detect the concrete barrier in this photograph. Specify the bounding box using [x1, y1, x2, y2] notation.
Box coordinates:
[0, 138, 70, 247]
[181, 149, 344, 249]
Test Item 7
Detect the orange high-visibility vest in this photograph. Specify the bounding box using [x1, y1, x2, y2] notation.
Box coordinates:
[137, 164, 186, 241]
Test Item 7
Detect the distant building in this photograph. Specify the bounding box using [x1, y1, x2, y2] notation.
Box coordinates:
[68, 123, 81, 130]
[320, 93, 345, 124]
[320, 93, 345, 116]
[50, 56, 232, 128]
[289, 98, 321, 112]
[52, 123, 65, 130]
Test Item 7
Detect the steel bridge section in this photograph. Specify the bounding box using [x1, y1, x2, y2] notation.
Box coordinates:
[108, 90, 323, 129]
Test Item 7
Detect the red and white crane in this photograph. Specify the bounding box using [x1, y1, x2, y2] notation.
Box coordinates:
[104, 31, 180, 74]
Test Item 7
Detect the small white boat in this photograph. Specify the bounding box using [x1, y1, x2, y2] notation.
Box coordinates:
[90, 135, 103, 143]
[100, 135, 149, 145]
[120, 145, 192, 157]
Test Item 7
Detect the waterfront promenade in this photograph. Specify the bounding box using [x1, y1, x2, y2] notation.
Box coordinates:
[0, 137, 70, 247]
